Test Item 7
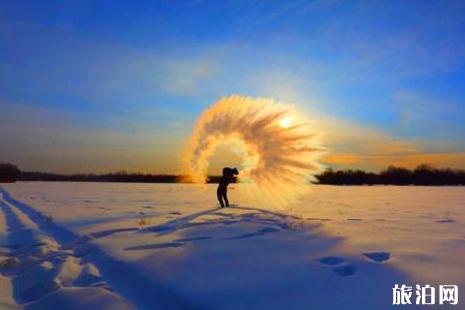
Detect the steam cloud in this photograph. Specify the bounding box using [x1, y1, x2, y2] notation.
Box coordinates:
[183, 95, 325, 209]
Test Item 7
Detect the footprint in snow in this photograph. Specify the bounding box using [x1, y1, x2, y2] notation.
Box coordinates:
[333, 265, 356, 277]
[435, 219, 455, 224]
[316, 256, 356, 277]
[363, 252, 391, 263]
[317, 256, 345, 266]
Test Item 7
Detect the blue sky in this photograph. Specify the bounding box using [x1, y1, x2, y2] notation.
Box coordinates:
[1, 0, 465, 173]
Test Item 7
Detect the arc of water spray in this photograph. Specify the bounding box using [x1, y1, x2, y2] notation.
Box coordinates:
[183, 95, 325, 209]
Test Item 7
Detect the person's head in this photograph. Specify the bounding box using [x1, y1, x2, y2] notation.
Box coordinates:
[222, 167, 239, 177]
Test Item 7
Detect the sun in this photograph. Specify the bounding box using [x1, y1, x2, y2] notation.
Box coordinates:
[279, 117, 292, 128]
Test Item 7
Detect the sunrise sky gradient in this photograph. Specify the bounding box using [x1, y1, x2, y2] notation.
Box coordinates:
[1, 1, 465, 174]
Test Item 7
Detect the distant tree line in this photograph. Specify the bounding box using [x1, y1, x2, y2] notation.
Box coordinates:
[315, 164, 465, 185]
[0, 163, 21, 182]
[0, 163, 234, 184]
[1, 163, 464, 185]
[19, 170, 181, 183]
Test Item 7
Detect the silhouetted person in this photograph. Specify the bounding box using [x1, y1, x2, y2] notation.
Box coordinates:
[217, 167, 238, 208]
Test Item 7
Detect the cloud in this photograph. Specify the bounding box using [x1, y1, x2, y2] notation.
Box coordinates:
[246, 70, 309, 104]
[0, 21, 226, 104]
[0, 100, 185, 174]
[313, 116, 465, 170]
[157, 55, 221, 96]
[323, 152, 465, 170]
[300, 1, 465, 84]
[394, 90, 465, 140]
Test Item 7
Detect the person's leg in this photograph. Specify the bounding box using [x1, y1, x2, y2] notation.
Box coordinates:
[223, 189, 229, 207]
[217, 188, 225, 207]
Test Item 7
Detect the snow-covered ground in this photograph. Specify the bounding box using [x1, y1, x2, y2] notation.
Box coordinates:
[1, 182, 464, 309]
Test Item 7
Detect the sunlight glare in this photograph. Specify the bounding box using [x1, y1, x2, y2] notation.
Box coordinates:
[279, 117, 292, 128]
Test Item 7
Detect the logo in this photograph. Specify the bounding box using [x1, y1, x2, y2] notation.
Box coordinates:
[393, 284, 458, 305]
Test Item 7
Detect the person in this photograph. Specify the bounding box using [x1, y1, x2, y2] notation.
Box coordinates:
[217, 167, 238, 208]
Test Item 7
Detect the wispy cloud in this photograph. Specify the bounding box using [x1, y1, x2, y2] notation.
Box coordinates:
[0, 100, 186, 173]
[314, 117, 465, 170]
[324, 152, 465, 170]
[0, 21, 227, 104]
[394, 90, 465, 139]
